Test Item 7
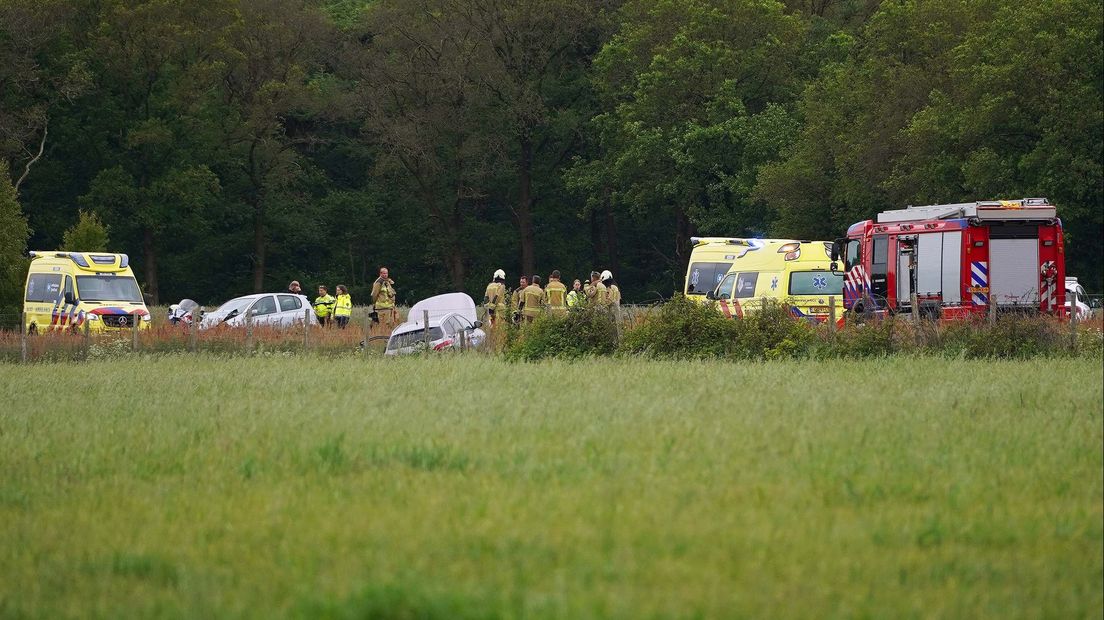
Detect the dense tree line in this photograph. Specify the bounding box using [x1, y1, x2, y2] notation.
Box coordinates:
[1, 0, 1100, 312]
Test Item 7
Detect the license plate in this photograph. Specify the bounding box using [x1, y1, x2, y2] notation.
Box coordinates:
[810, 306, 829, 314]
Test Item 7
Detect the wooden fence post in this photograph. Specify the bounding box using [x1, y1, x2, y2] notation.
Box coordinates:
[304, 306, 311, 351]
[423, 310, 430, 352]
[189, 308, 200, 353]
[911, 292, 920, 322]
[828, 296, 837, 333]
[1070, 297, 1079, 351]
[20, 311, 28, 364]
[83, 318, 91, 360]
[989, 296, 997, 326]
[364, 308, 372, 358]
[131, 313, 140, 352]
[245, 309, 253, 354]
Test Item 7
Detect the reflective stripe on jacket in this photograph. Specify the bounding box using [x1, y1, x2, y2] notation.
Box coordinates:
[314, 295, 336, 317]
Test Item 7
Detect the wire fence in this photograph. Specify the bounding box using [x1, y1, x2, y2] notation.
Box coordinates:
[0, 295, 1100, 363]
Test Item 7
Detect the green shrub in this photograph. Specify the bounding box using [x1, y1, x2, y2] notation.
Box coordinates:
[503, 305, 619, 361]
[619, 295, 817, 360]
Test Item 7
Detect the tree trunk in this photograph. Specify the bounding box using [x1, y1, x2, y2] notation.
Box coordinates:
[252, 206, 265, 292]
[446, 202, 466, 289]
[142, 227, 159, 305]
[604, 201, 619, 277]
[590, 209, 604, 268]
[517, 136, 535, 278]
[675, 206, 696, 291]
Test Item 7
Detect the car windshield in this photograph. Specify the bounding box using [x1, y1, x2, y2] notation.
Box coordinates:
[213, 297, 254, 318]
[788, 271, 844, 296]
[75, 275, 143, 302]
[387, 326, 444, 350]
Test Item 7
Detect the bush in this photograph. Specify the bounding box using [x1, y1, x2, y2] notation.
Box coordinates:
[503, 305, 619, 361]
[619, 295, 816, 360]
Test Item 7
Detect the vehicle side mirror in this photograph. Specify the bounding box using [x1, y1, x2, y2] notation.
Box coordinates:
[829, 241, 841, 262]
[64, 292, 77, 305]
[705, 290, 715, 300]
[472, 320, 482, 329]
[830, 261, 840, 275]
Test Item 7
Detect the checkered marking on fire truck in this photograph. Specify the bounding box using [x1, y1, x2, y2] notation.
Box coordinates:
[844, 264, 869, 295]
[970, 261, 988, 306]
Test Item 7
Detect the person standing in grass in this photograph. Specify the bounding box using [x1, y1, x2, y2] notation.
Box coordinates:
[314, 285, 335, 327]
[371, 267, 397, 329]
[520, 275, 545, 323]
[586, 271, 608, 305]
[484, 269, 507, 326]
[510, 275, 528, 323]
[334, 285, 352, 329]
[545, 270, 567, 317]
[566, 279, 584, 309]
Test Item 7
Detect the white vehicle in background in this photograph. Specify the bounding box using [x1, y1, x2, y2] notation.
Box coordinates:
[385, 293, 485, 355]
[200, 293, 315, 328]
[1065, 277, 1092, 320]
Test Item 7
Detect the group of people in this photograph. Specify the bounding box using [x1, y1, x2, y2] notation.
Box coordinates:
[483, 268, 621, 325]
[286, 267, 397, 330]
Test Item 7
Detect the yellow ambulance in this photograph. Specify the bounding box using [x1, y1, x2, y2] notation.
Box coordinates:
[684, 237, 783, 300]
[23, 251, 150, 333]
[700, 240, 845, 323]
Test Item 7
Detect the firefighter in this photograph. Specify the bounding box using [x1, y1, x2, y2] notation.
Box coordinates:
[334, 284, 352, 329]
[371, 267, 397, 329]
[602, 270, 621, 320]
[314, 285, 335, 327]
[520, 275, 545, 323]
[545, 270, 567, 317]
[586, 270, 608, 305]
[483, 269, 507, 326]
[511, 276, 528, 323]
[566, 279, 584, 309]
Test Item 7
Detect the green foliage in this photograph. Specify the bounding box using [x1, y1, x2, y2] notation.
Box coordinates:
[504, 305, 619, 361]
[620, 295, 818, 359]
[0, 162, 30, 323]
[61, 210, 109, 251]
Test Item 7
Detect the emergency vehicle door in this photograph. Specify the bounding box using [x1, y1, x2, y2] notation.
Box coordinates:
[896, 237, 916, 307]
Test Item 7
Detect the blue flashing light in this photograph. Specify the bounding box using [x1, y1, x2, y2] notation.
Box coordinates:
[68, 253, 90, 267]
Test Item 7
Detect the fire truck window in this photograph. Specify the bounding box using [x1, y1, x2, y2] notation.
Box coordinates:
[26, 274, 63, 302]
[872, 236, 888, 266]
[870, 235, 889, 300]
[734, 272, 760, 298]
[846, 239, 860, 267]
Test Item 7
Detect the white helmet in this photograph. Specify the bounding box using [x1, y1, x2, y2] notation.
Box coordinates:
[494, 269, 506, 279]
[600, 270, 613, 281]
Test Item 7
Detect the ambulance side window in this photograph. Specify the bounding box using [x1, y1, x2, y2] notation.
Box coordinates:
[64, 276, 75, 301]
[734, 272, 759, 298]
[716, 274, 737, 299]
[26, 274, 62, 302]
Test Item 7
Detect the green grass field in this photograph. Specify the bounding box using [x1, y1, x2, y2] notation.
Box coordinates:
[1, 356, 1101, 619]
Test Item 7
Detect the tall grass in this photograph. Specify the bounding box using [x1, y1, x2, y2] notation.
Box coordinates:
[0, 356, 1100, 618]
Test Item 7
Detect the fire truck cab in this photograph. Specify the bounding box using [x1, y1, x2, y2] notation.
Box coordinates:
[830, 199, 1065, 319]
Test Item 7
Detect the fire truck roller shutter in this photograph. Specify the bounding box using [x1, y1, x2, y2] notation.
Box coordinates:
[989, 236, 1039, 307]
[940, 231, 961, 304]
[917, 233, 943, 298]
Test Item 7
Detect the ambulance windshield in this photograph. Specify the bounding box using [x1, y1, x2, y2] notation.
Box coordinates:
[76, 275, 143, 302]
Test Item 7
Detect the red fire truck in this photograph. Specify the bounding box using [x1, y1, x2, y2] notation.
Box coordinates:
[829, 198, 1065, 319]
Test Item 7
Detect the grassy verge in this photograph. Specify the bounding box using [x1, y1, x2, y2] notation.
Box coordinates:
[0, 356, 1101, 618]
